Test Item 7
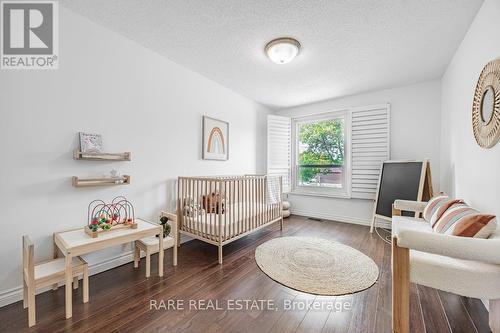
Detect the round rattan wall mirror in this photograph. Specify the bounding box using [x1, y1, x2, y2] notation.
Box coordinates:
[472, 59, 500, 148]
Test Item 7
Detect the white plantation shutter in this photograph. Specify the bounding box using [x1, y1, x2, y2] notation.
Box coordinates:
[267, 115, 291, 193]
[350, 104, 390, 199]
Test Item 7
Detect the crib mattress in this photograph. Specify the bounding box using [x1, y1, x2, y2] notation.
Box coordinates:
[181, 202, 278, 237]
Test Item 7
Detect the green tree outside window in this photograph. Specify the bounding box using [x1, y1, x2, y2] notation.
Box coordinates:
[298, 118, 345, 186]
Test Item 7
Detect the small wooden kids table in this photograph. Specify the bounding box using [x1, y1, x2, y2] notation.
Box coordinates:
[53, 218, 163, 319]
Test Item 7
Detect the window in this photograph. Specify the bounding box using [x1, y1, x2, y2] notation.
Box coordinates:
[292, 112, 350, 197]
[267, 104, 390, 199]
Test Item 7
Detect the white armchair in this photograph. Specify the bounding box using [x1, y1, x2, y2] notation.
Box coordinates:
[391, 200, 500, 333]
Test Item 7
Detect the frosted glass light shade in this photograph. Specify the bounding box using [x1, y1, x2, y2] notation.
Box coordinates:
[265, 38, 301, 64]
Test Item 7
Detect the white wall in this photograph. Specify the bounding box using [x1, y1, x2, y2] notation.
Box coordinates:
[440, 0, 500, 224]
[440, 0, 500, 311]
[0, 7, 270, 306]
[275, 80, 442, 225]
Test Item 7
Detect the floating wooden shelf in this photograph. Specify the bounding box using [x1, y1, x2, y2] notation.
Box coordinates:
[72, 175, 131, 187]
[73, 150, 131, 161]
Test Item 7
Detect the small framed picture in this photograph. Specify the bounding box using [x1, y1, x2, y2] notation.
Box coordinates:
[202, 116, 229, 160]
[79, 132, 103, 153]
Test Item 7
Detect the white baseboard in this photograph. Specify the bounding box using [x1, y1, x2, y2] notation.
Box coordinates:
[291, 209, 392, 229]
[0, 236, 192, 308]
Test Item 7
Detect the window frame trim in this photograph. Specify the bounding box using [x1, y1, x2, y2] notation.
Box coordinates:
[290, 110, 352, 199]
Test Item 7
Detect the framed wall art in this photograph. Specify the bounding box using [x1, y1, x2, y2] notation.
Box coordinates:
[202, 116, 229, 160]
[79, 132, 103, 153]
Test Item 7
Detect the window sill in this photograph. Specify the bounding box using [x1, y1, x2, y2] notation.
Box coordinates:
[289, 189, 351, 199]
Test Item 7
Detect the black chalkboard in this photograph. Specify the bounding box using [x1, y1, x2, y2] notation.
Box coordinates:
[375, 161, 424, 219]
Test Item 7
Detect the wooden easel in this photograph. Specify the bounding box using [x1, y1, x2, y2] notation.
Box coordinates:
[419, 160, 434, 204]
[370, 159, 433, 233]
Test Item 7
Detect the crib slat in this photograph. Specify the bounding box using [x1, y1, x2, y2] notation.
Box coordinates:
[211, 180, 215, 241]
[262, 177, 265, 226]
[229, 180, 233, 239]
[220, 180, 223, 240]
[196, 178, 200, 237]
[249, 178, 252, 231]
[251, 178, 254, 229]
[254, 178, 258, 228]
[226, 180, 230, 240]
[245, 178, 249, 233]
[224, 180, 228, 241]
[241, 179, 245, 234]
[185, 178, 189, 232]
[191, 178, 195, 233]
[248, 178, 252, 232]
[183, 178, 187, 232]
[227, 180, 231, 240]
[187, 178, 191, 232]
[264, 177, 268, 224]
[192, 178, 196, 235]
[182, 178, 187, 231]
[280, 175, 283, 229]
[215, 180, 218, 239]
[204, 179, 208, 238]
[191, 178, 195, 235]
[188, 178, 193, 233]
[190, 178, 194, 232]
[233, 180, 236, 237]
[238, 180, 243, 234]
[177, 178, 182, 238]
[255, 178, 262, 227]
[234, 180, 237, 236]
[259, 177, 263, 226]
[258, 177, 262, 226]
[215, 180, 218, 241]
[208, 180, 211, 240]
[210, 179, 213, 240]
[252, 178, 256, 230]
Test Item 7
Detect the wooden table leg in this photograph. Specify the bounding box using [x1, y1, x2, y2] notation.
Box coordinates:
[173, 239, 178, 267]
[146, 249, 151, 278]
[173, 216, 178, 266]
[65, 255, 73, 319]
[83, 264, 89, 303]
[158, 229, 164, 277]
[52, 234, 59, 290]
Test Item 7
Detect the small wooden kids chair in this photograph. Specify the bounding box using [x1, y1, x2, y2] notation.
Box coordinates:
[22, 235, 89, 327]
[134, 212, 178, 277]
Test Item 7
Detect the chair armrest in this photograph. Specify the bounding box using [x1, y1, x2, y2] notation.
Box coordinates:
[393, 200, 427, 213]
[393, 225, 500, 265]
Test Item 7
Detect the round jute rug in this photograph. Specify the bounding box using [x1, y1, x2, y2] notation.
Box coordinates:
[255, 236, 379, 295]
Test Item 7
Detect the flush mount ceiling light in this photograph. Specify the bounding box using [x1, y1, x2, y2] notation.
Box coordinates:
[265, 37, 301, 65]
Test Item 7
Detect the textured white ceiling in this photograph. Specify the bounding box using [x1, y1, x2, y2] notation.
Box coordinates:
[63, 0, 483, 109]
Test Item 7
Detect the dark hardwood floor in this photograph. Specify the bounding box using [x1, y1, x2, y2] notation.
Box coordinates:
[0, 215, 490, 333]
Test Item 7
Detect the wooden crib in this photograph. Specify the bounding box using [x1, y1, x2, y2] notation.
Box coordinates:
[176, 175, 283, 263]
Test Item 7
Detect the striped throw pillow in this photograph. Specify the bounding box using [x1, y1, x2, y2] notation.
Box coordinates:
[423, 194, 463, 227]
[423, 193, 449, 222]
[433, 203, 497, 238]
[429, 199, 464, 228]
